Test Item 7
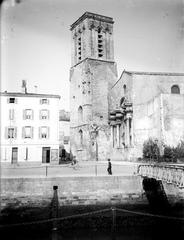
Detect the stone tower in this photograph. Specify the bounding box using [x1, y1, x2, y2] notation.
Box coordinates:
[70, 12, 118, 161]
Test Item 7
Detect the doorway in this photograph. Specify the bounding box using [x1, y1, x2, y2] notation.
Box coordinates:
[42, 147, 50, 163]
[11, 147, 18, 164]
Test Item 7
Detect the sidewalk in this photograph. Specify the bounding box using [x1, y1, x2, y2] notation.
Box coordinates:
[1, 161, 139, 178]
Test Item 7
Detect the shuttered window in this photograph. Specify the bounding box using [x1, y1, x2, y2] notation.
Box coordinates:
[39, 126, 49, 139]
[7, 98, 17, 103]
[6, 127, 17, 139]
[9, 109, 15, 120]
[22, 126, 33, 138]
[40, 110, 49, 120]
[40, 99, 49, 104]
[24, 109, 33, 120]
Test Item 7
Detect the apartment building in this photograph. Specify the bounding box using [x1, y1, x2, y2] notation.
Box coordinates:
[0, 84, 60, 165]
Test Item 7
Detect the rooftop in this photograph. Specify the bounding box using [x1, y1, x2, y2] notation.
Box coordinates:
[70, 12, 114, 30]
[0, 91, 61, 99]
[123, 70, 184, 76]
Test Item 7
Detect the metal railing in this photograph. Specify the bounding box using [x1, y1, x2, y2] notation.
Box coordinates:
[1, 206, 184, 229]
[137, 164, 184, 189]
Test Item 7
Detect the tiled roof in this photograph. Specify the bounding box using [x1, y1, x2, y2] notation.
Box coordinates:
[0, 92, 61, 98]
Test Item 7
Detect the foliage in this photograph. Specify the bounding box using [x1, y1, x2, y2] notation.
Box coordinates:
[163, 140, 184, 162]
[142, 138, 184, 163]
[175, 140, 184, 159]
[163, 146, 173, 159]
[59, 145, 71, 163]
[143, 138, 160, 161]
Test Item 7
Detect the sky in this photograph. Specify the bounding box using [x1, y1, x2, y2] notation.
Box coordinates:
[1, 0, 184, 111]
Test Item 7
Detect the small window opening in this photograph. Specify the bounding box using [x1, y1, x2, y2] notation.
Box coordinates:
[78, 36, 81, 61]
[98, 30, 103, 58]
[171, 85, 180, 94]
[9, 98, 15, 103]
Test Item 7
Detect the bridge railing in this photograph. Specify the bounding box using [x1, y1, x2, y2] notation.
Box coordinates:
[137, 164, 184, 189]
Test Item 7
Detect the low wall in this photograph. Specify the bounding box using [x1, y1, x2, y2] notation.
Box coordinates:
[1, 176, 146, 210]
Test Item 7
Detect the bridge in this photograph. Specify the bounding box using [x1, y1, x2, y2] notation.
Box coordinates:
[137, 164, 184, 189]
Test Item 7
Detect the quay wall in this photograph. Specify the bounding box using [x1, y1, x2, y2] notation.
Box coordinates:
[1, 176, 146, 210]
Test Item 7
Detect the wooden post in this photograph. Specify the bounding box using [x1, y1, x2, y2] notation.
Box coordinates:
[52, 186, 59, 231]
[111, 207, 116, 239]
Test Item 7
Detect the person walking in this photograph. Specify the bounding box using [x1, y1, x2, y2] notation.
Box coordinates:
[107, 158, 112, 175]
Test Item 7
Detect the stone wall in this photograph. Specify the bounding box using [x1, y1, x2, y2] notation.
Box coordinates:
[70, 58, 117, 161]
[162, 94, 184, 146]
[110, 72, 184, 159]
[1, 176, 145, 210]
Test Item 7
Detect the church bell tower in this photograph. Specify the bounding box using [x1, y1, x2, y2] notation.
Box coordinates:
[70, 12, 117, 161]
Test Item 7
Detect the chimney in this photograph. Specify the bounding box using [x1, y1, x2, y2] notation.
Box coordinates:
[22, 80, 27, 94]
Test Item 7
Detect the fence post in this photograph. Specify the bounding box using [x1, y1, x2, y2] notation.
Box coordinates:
[111, 206, 116, 239]
[52, 186, 59, 230]
[46, 166, 48, 177]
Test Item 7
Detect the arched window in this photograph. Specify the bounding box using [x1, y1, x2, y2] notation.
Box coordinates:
[79, 129, 83, 146]
[78, 106, 83, 123]
[123, 84, 126, 95]
[171, 85, 180, 94]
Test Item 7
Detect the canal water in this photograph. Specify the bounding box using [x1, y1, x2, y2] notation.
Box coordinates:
[1, 205, 183, 240]
[2, 222, 183, 240]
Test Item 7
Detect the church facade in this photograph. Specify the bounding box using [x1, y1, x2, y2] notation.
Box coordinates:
[110, 71, 184, 160]
[70, 12, 184, 161]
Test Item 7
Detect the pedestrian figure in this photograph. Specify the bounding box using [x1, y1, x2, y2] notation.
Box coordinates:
[107, 158, 112, 175]
[71, 156, 79, 170]
[71, 156, 77, 165]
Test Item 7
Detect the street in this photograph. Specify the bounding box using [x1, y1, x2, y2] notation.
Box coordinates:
[1, 161, 139, 178]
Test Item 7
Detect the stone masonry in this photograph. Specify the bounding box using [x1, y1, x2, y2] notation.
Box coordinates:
[110, 71, 184, 160]
[70, 12, 117, 161]
[70, 12, 184, 161]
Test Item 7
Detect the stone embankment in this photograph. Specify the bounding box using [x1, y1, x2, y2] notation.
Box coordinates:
[1, 176, 146, 210]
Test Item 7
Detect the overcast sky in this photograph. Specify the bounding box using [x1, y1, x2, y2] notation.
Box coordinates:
[1, 0, 184, 110]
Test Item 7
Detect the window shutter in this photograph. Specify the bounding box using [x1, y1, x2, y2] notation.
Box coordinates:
[7, 98, 10, 103]
[22, 127, 25, 138]
[48, 110, 50, 120]
[15, 98, 18, 104]
[23, 110, 26, 120]
[39, 110, 42, 120]
[47, 99, 50, 104]
[12, 109, 14, 120]
[5, 127, 8, 139]
[31, 127, 34, 138]
[9, 110, 11, 120]
[47, 127, 50, 139]
[9, 109, 15, 120]
[39, 127, 41, 139]
[31, 110, 34, 120]
[15, 127, 17, 139]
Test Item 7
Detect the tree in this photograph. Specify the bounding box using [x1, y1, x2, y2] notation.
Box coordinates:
[143, 138, 160, 161]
